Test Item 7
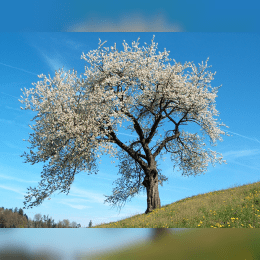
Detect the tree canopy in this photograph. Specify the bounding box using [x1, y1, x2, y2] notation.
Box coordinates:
[19, 35, 229, 213]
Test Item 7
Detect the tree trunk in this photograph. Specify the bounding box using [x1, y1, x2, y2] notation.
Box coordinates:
[142, 169, 161, 214]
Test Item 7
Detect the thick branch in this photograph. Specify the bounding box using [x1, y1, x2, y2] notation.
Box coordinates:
[145, 113, 164, 145]
[106, 125, 148, 171]
[122, 110, 155, 163]
[96, 112, 147, 160]
[153, 130, 180, 158]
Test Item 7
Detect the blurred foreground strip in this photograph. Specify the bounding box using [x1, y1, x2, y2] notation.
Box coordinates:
[80, 228, 260, 260]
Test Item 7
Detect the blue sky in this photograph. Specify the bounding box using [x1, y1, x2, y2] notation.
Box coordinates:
[1, 32, 260, 257]
[0, 2, 260, 260]
[1, 0, 259, 32]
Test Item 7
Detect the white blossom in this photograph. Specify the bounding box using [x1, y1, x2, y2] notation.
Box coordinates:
[19, 35, 230, 211]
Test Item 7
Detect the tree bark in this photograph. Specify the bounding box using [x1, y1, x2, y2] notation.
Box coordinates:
[142, 168, 161, 214]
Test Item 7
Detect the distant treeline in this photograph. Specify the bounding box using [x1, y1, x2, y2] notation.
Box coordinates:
[0, 206, 92, 228]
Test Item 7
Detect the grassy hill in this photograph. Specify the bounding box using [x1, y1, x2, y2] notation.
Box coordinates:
[92, 179, 260, 228]
[77, 180, 260, 260]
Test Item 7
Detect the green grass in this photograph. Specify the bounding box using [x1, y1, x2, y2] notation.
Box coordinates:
[92, 179, 260, 228]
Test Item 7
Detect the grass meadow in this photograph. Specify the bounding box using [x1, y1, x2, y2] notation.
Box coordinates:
[91, 179, 260, 228]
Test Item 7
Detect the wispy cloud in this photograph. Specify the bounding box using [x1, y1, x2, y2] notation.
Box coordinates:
[94, 175, 114, 181]
[0, 140, 25, 151]
[39, 51, 70, 73]
[0, 184, 25, 195]
[0, 174, 38, 184]
[0, 118, 15, 125]
[0, 118, 32, 130]
[225, 130, 260, 144]
[63, 38, 86, 51]
[222, 149, 260, 159]
[4, 105, 23, 112]
[59, 201, 91, 210]
[1, 92, 21, 100]
[229, 160, 260, 171]
[69, 187, 106, 204]
[0, 62, 39, 76]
